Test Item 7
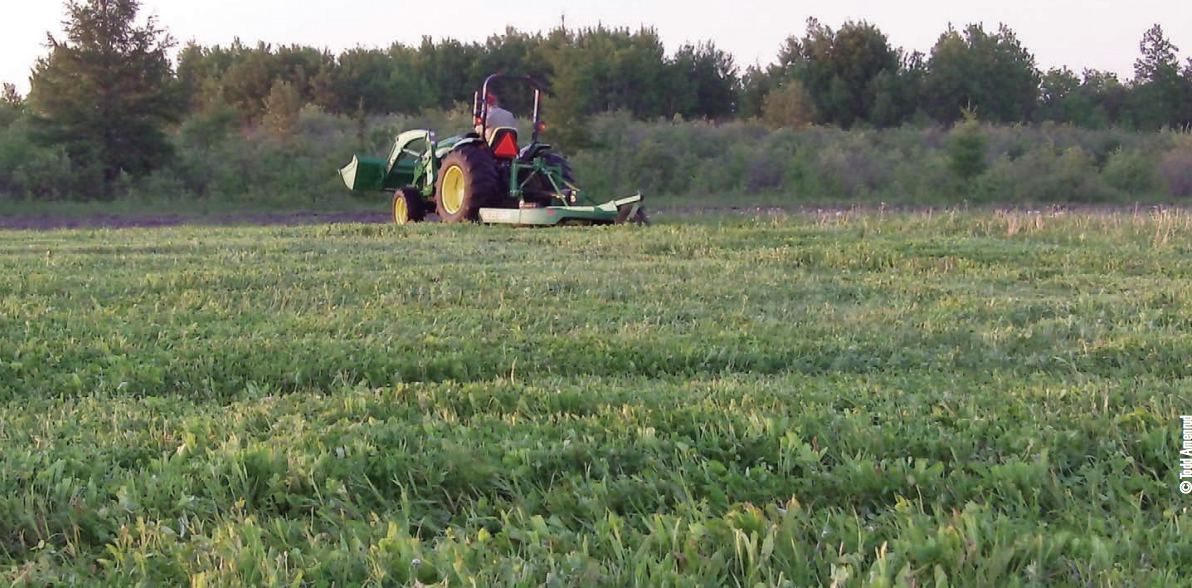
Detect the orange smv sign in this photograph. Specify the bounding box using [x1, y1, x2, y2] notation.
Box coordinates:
[492, 132, 518, 158]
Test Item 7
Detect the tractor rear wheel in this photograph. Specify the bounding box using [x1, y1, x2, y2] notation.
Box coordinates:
[393, 186, 425, 224]
[539, 153, 576, 185]
[435, 145, 500, 223]
[522, 152, 577, 206]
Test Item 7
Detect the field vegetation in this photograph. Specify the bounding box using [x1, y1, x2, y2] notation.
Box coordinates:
[2, 1, 1191, 585]
[2, 210, 1190, 585]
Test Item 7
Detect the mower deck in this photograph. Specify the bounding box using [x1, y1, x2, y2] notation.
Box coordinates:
[478, 194, 644, 226]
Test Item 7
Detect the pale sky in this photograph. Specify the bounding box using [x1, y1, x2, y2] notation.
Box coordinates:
[2, 0, 1190, 95]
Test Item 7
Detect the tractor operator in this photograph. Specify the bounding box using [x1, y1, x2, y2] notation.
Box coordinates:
[477, 93, 516, 142]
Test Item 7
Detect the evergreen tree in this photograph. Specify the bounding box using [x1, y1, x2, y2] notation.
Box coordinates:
[739, 64, 777, 120]
[946, 108, 988, 181]
[1134, 24, 1180, 83]
[676, 41, 739, 119]
[1128, 24, 1191, 129]
[27, 0, 182, 199]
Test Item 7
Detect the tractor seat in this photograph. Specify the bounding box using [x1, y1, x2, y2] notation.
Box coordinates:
[488, 127, 519, 159]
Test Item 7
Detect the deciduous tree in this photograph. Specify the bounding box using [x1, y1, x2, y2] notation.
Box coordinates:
[776, 19, 900, 127]
[0, 83, 22, 128]
[923, 23, 1040, 125]
[262, 79, 302, 143]
[761, 80, 816, 129]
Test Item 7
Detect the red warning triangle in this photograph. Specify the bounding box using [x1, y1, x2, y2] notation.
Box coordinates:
[493, 132, 518, 158]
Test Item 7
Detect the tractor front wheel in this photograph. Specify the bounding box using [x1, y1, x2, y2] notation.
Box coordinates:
[393, 186, 425, 224]
[435, 145, 500, 223]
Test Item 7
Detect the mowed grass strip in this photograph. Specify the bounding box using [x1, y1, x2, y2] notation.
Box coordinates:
[1, 209, 1190, 586]
[4, 210, 1192, 399]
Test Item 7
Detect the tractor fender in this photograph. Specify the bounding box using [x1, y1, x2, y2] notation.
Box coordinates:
[517, 142, 552, 161]
[435, 136, 486, 159]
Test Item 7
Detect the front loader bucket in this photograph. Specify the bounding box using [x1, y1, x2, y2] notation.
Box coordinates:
[339, 130, 435, 194]
[478, 193, 647, 227]
[339, 155, 388, 192]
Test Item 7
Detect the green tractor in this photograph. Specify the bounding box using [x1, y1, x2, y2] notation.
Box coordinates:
[339, 74, 647, 226]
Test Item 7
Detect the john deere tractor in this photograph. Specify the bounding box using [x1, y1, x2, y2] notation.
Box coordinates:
[339, 74, 646, 226]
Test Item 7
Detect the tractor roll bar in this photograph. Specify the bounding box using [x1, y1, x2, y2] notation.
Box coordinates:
[474, 74, 550, 145]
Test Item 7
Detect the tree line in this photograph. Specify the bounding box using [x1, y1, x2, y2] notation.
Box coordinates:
[164, 19, 1192, 131]
[2, 0, 1192, 200]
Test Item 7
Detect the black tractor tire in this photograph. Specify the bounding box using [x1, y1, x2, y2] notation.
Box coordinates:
[435, 145, 501, 223]
[522, 152, 578, 206]
[392, 186, 426, 224]
[539, 152, 576, 185]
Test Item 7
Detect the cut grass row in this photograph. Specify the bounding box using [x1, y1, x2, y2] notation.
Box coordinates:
[4, 210, 1192, 400]
[2, 209, 1190, 585]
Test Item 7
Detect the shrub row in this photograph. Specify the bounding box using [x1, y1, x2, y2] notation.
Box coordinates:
[1, 106, 1191, 206]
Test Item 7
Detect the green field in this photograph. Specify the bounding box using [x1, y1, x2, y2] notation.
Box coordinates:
[2, 210, 1190, 586]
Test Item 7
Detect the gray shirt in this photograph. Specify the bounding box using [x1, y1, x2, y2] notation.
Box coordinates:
[479, 106, 517, 141]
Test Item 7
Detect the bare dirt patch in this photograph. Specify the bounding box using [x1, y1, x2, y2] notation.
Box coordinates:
[0, 211, 390, 231]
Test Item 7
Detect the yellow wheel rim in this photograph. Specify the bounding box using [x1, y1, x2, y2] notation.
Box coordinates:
[393, 194, 408, 224]
[441, 165, 465, 215]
